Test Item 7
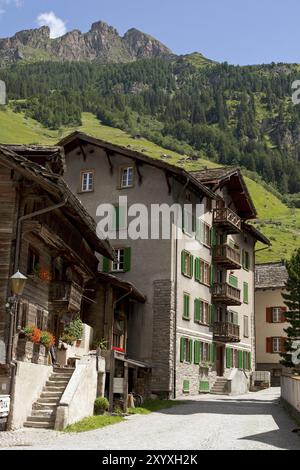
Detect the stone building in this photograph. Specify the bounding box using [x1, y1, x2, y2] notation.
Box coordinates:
[255, 261, 289, 386]
[59, 132, 270, 397]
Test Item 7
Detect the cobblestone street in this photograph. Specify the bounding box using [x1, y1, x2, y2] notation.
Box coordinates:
[0, 388, 299, 450]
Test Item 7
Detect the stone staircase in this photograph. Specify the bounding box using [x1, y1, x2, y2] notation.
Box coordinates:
[210, 377, 229, 395]
[24, 368, 74, 429]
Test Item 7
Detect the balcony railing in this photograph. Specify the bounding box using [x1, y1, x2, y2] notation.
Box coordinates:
[213, 321, 240, 343]
[49, 281, 83, 313]
[212, 283, 241, 306]
[213, 244, 241, 269]
[213, 208, 241, 233]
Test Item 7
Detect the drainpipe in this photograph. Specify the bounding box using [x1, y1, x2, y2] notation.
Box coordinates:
[6, 197, 68, 431]
[173, 176, 190, 399]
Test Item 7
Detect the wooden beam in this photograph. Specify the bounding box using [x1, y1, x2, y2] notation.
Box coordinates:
[135, 162, 143, 185]
[105, 150, 114, 175]
[164, 171, 172, 195]
[109, 349, 115, 413]
[123, 363, 129, 413]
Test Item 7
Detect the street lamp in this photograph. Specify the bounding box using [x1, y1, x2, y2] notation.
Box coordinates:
[6, 271, 27, 364]
[10, 271, 27, 296]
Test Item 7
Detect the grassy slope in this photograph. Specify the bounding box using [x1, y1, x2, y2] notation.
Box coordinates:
[1, 107, 299, 262]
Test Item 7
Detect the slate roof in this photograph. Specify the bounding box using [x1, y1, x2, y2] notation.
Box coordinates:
[255, 262, 288, 289]
[0, 144, 113, 259]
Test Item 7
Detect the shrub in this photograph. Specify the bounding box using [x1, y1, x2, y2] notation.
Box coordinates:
[24, 325, 41, 344]
[40, 331, 55, 348]
[94, 397, 109, 415]
[60, 333, 76, 346]
[63, 318, 83, 341]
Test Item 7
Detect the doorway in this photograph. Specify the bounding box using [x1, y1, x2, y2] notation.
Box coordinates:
[216, 345, 225, 376]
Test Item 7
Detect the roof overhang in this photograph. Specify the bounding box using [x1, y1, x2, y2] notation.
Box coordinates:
[242, 223, 271, 245]
[97, 272, 146, 303]
[58, 132, 217, 201]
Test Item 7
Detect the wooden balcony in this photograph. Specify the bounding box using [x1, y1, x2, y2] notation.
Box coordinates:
[49, 281, 84, 313]
[213, 244, 241, 270]
[213, 321, 240, 343]
[213, 208, 241, 233]
[212, 283, 241, 306]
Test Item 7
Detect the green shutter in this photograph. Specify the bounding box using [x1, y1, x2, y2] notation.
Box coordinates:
[194, 341, 200, 365]
[195, 258, 200, 281]
[199, 342, 202, 363]
[208, 344, 213, 363]
[124, 248, 131, 272]
[243, 282, 249, 304]
[248, 352, 251, 370]
[103, 257, 110, 273]
[189, 340, 193, 363]
[210, 265, 215, 287]
[238, 350, 243, 369]
[213, 343, 217, 363]
[226, 348, 232, 368]
[183, 294, 190, 319]
[229, 275, 238, 288]
[194, 299, 201, 322]
[183, 380, 190, 393]
[211, 227, 217, 247]
[199, 381, 210, 393]
[243, 351, 247, 370]
[180, 337, 185, 362]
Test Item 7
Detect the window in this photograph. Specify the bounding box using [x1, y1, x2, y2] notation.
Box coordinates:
[202, 343, 209, 362]
[183, 209, 194, 236]
[195, 219, 211, 247]
[20, 303, 28, 329]
[243, 250, 250, 270]
[104, 248, 131, 273]
[272, 338, 281, 353]
[243, 316, 249, 338]
[81, 170, 94, 192]
[180, 337, 192, 363]
[195, 258, 210, 285]
[27, 247, 40, 275]
[181, 251, 193, 278]
[243, 282, 249, 304]
[183, 293, 190, 320]
[194, 299, 210, 325]
[272, 307, 282, 323]
[183, 380, 190, 393]
[120, 166, 134, 188]
[36, 310, 44, 330]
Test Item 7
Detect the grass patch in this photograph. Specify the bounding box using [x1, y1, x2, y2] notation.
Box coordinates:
[63, 415, 124, 433]
[128, 399, 182, 415]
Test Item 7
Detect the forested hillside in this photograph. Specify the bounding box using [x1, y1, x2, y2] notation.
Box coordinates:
[1, 58, 300, 202]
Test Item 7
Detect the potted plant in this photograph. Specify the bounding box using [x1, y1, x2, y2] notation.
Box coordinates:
[62, 318, 84, 347]
[40, 331, 55, 349]
[94, 397, 109, 415]
[92, 338, 108, 356]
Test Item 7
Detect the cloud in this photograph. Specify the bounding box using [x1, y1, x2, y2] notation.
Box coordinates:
[37, 11, 66, 39]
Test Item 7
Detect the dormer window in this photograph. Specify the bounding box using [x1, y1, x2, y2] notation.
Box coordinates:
[120, 166, 134, 188]
[81, 170, 94, 192]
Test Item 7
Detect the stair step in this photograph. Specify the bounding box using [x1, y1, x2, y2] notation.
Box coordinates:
[31, 409, 56, 418]
[48, 377, 70, 383]
[44, 386, 65, 392]
[36, 398, 60, 405]
[33, 402, 57, 411]
[24, 421, 54, 429]
[53, 368, 75, 374]
[27, 415, 55, 423]
[51, 373, 73, 378]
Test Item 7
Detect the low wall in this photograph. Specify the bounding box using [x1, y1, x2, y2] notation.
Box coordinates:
[55, 355, 98, 430]
[281, 375, 300, 423]
[227, 369, 250, 395]
[56, 324, 93, 367]
[10, 361, 52, 430]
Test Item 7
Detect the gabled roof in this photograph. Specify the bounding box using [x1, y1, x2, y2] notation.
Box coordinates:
[57, 132, 216, 200]
[4, 144, 66, 175]
[0, 145, 113, 260]
[255, 261, 288, 289]
[242, 223, 270, 246]
[190, 167, 257, 220]
[97, 272, 146, 303]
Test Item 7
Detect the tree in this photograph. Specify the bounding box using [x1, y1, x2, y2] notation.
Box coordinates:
[280, 249, 300, 369]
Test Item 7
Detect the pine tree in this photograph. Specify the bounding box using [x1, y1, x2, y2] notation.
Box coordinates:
[280, 249, 300, 368]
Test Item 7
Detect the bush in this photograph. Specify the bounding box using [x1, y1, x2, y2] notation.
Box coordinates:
[63, 318, 83, 341]
[94, 397, 109, 415]
[40, 331, 55, 348]
[23, 325, 41, 344]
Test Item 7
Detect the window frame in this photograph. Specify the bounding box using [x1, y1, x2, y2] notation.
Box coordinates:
[27, 247, 40, 276]
[80, 169, 94, 193]
[272, 307, 282, 323]
[183, 293, 191, 320]
[243, 315, 249, 338]
[112, 248, 126, 273]
[119, 166, 135, 189]
[272, 337, 281, 353]
[182, 250, 193, 278]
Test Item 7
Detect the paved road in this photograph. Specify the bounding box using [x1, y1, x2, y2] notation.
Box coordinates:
[0, 388, 299, 450]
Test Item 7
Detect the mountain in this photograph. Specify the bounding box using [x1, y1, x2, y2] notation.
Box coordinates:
[0, 21, 172, 65]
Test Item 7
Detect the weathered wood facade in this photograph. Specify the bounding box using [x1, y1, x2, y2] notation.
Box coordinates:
[0, 144, 114, 367]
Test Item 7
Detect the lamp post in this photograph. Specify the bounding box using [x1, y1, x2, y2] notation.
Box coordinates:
[6, 271, 27, 364]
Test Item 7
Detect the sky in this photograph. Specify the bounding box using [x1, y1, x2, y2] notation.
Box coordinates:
[0, 0, 300, 65]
